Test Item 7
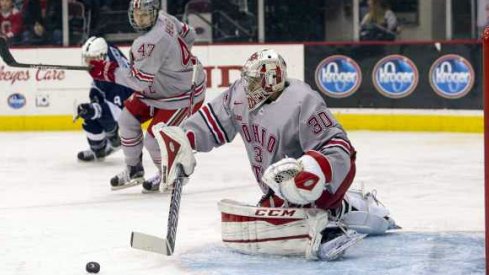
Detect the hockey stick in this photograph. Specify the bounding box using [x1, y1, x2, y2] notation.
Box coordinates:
[130, 60, 199, 255]
[0, 36, 88, 71]
[131, 165, 184, 255]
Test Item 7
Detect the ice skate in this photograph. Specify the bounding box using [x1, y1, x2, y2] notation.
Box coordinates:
[77, 143, 115, 162]
[110, 163, 144, 190]
[142, 173, 163, 193]
[318, 227, 366, 261]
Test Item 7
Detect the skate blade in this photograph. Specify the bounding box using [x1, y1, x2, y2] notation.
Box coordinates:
[141, 185, 172, 194]
[321, 232, 367, 261]
[111, 178, 144, 191]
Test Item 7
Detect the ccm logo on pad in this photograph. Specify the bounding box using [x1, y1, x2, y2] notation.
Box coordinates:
[255, 209, 297, 217]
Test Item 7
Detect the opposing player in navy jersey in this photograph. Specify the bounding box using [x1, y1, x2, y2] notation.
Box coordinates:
[77, 36, 133, 162]
[152, 49, 399, 260]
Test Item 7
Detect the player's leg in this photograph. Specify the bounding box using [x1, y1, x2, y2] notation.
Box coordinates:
[95, 100, 123, 158]
[110, 95, 151, 188]
[78, 119, 113, 161]
[97, 101, 122, 150]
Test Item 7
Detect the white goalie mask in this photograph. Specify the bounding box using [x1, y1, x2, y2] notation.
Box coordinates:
[128, 0, 160, 32]
[81, 36, 108, 65]
[241, 49, 287, 111]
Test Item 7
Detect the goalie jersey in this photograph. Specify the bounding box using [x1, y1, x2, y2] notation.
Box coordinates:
[114, 11, 206, 110]
[181, 78, 356, 194]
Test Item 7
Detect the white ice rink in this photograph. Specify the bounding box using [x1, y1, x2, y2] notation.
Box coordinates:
[0, 131, 484, 275]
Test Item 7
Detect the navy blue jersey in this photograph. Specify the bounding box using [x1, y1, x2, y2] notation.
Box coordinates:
[89, 44, 133, 109]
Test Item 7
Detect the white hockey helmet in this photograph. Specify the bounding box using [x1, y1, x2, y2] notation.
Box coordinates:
[241, 49, 287, 111]
[128, 0, 160, 32]
[81, 36, 108, 65]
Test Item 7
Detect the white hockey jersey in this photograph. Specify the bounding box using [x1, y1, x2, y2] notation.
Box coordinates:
[181, 78, 355, 194]
[114, 11, 206, 109]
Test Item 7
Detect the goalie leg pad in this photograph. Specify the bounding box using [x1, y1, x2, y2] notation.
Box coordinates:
[340, 189, 399, 235]
[218, 199, 310, 256]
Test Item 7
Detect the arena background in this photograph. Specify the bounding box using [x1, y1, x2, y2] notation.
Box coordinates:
[0, 42, 482, 132]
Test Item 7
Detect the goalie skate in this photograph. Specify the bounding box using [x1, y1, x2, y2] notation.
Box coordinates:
[110, 163, 144, 191]
[318, 229, 366, 261]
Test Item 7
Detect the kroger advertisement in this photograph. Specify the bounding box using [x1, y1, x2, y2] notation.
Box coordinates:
[306, 42, 481, 109]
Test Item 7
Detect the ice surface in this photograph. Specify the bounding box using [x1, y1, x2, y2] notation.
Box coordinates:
[0, 131, 484, 274]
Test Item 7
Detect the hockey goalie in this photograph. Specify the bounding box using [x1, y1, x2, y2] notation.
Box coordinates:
[152, 49, 399, 260]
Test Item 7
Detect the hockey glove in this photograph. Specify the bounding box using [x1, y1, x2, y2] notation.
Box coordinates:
[262, 151, 332, 205]
[88, 59, 118, 82]
[77, 103, 102, 120]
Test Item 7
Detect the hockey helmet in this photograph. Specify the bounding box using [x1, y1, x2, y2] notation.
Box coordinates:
[241, 49, 287, 111]
[128, 0, 160, 32]
[81, 36, 108, 65]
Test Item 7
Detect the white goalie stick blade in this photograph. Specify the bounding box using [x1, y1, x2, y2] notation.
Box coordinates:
[130, 165, 184, 255]
[319, 230, 367, 261]
[130, 232, 170, 255]
[111, 178, 144, 191]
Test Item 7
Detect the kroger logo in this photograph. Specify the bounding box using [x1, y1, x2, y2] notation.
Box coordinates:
[429, 54, 474, 99]
[372, 55, 418, 99]
[315, 55, 362, 98]
[7, 93, 26, 109]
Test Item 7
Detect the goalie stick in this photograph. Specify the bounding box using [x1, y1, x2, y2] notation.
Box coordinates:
[0, 36, 88, 71]
[130, 164, 184, 255]
[130, 61, 199, 255]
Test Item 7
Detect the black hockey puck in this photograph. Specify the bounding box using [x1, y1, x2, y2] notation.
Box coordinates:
[85, 261, 100, 273]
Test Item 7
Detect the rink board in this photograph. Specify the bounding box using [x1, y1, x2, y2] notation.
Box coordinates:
[0, 111, 481, 132]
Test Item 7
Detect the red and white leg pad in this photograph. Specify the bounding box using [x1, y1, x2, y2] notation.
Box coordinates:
[218, 199, 331, 259]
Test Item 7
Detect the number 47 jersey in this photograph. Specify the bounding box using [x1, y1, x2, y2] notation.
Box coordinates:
[114, 11, 206, 110]
[181, 78, 356, 194]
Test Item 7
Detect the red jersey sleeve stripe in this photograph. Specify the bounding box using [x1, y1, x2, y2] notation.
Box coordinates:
[199, 105, 226, 144]
[131, 68, 154, 82]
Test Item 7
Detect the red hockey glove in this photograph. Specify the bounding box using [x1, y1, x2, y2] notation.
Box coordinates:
[88, 60, 118, 82]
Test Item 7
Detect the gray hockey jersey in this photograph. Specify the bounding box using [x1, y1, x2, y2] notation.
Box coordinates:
[181, 78, 355, 194]
[114, 11, 206, 110]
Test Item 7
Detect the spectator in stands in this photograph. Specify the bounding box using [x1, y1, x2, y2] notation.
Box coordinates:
[44, 0, 62, 45]
[360, 0, 399, 41]
[21, 0, 48, 45]
[0, 0, 23, 44]
[100, 0, 112, 12]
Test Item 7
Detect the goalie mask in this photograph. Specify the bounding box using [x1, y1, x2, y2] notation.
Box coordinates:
[129, 0, 160, 32]
[241, 49, 287, 111]
[81, 36, 108, 65]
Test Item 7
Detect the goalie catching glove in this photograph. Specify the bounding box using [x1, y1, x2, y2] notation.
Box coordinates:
[152, 124, 196, 191]
[262, 151, 332, 205]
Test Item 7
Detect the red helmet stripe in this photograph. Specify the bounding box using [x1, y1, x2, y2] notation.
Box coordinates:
[276, 65, 282, 83]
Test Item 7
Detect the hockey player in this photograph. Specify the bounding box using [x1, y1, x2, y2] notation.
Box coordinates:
[87, 0, 206, 190]
[152, 49, 399, 260]
[77, 36, 133, 162]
